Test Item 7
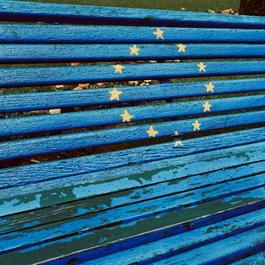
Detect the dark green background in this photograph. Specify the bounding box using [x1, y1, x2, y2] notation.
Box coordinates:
[19, 0, 240, 12]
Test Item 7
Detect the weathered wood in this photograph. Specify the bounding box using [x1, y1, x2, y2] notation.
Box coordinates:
[1, 1, 265, 28]
[1, 77, 265, 113]
[3, 43, 265, 63]
[1, 110, 265, 160]
[2, 60, 265, 88]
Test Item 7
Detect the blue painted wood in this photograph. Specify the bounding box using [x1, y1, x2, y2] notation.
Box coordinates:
[1, 95, 264, 137]
[82, 208, 265, 265]
[1, 127, 264, 191]
[1, 159, 264, 235]
[1, 170, 263, 256]
[232, 252, 265, 265]
[3, 43, 265, 63]
[2, 60, 265, 87]
[153, 225, 265, 265]
[1, 110, 265, 160]
[1, 77, 265, 113]
[2, 24, 265, 44]
[4, 187, 264, 265]
[1, 1, 265, 29]
[1, 141, 265, 218]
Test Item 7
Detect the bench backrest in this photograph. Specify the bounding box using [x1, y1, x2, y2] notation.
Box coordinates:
[0, 1, 265, 216]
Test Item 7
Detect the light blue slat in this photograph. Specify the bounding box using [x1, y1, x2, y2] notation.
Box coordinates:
[1, 159, 264, 234]
[1, 1, 265, 29]
[1, 110, 265, 161]
[231, 252, 265, 265]
[1, 95, 264, 137]
[1, 141, 265, 218]
[1, 127, 264, 190]
[1, 77, 265, 113]
[3, 60, 265, 87]
[0, 175, 264, 257]
[3, 44, 265, 63]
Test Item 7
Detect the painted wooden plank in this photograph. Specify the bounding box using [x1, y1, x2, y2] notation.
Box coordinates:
[83, 208, 265, 265]
[2, 60, 265, 88]
[1, 95, 264, 137]
[1, 141, 265, 218]
[1, 127, 264, 190]
[232, 252, 265, 265]
[2, 24, 265, 44]
[3, 43, 265, 63]
[1, 110, 265, 161]
[1, 1, 265, 29]
[3, 187, 264, 265]
[1, 159, 264, 236]
[1, 77, 265, 113]
[0, 176, 263, 257]
[153, 225, 265, 265]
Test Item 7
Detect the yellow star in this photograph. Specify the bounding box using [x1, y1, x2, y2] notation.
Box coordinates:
[113, 64, 124, 74]
[205, 82, 214, 93]
[120, 109, 134, 122]
[177, 44, 186, 53]
[129, 45, 140, 56]
[203, 101, 212, 112]
[175, 141, 183, 147]
[146, 126, 159, 138]
[193, 120, 201, 131]
[109, 88, 123, 101]
[153, 28, 164, 39]
[197, 62, 207, 72]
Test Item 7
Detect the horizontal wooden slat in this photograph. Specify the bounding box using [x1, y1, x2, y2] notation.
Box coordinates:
[85, 208, 265, 265]
[232, 252, 265, 265]
[1, 127, 264, 194]
[1, 94, 264, 137]
[153, 225, 265, 265]
[1, 1, 265, 29]
[3, 43, 265, 63]
[1, 169, 263, 255]
[1, 140, 265, 218]
[2, 187, 264, 265]
[2, 60, 265, 88]
[1, 158, 264, 235]
[2, 24, 265, 44]
[1, 110, 265, 161]
[1, 78, 265, 113]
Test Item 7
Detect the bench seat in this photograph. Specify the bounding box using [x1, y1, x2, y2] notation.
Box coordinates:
[0, 1, 265, 264]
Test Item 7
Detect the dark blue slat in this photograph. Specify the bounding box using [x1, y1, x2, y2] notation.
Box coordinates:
[2, 24, 265, 44]
[1, 1, 265, 29]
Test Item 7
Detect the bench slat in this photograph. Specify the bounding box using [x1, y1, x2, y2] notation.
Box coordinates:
[1, 110, 265, 161]
[2, 187, 264, 265]
[153, 225, 265, 265]
[231, 252, 265, 265]
[2, 60, 265, 88]
[1, 158, 264, 235]
[1, 140, 264, 219]
[86, 208, 265, 265]
[1, 1, 265, 29]
[0, 174, 263, 256]
[1, 94, 264, 137]
[1, 78, 265, 113]
[3, 44, 265, 63]
[1, 127, 264, 199]
[2, 24, 265, 44]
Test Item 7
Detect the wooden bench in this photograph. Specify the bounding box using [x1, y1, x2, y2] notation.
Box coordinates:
[0, 1, 265, 264]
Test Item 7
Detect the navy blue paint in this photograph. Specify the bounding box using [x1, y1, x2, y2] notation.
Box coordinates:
[1, 1, 265, 29]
